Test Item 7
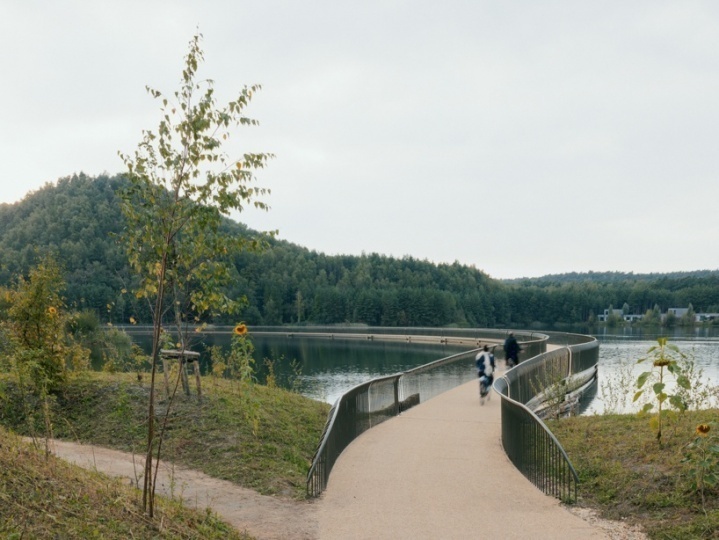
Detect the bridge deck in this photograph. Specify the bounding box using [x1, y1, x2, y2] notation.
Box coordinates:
[316, 368, 609, 539]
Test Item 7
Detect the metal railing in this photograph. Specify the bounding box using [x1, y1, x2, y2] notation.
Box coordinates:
[305, 328, 550, 497]
[493, 333, 599, 502]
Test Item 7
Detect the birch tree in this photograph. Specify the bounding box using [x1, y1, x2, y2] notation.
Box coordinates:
[118, 33, 272, 516]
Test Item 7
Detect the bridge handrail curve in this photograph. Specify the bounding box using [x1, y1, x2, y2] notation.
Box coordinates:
[493, 333, 599, 502]
[302, 327, 549, 497]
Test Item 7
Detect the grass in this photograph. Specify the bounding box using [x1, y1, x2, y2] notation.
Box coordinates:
[0, 426, 252, 539]
[0, 372, 331, 500]
[9, 369, 716, 538]
[548, 410, 719, 539]
[0, 371, 330, 538]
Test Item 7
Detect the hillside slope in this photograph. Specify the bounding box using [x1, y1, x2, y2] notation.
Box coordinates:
[2, 174, 718, 327]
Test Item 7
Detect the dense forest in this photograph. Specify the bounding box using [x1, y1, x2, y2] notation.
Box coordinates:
[1, 174, 718, 328]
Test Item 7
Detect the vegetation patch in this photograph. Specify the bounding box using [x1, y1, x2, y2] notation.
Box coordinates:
[0, 426, 251, 539]
[0, 372, 330, 500]
[549, 411, 719, 539]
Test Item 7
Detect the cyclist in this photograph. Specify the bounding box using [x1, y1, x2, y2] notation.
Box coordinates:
[475, 345, 495, 404]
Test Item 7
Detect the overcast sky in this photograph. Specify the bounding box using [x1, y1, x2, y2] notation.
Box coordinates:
[1, 1, 718, 279]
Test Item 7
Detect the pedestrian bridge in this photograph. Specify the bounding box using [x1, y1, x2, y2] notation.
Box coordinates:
[293, 327, 598, 500]
[314, 371, 606, 539]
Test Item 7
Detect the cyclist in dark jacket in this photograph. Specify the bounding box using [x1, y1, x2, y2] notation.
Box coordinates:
[503, 333, 521, 368]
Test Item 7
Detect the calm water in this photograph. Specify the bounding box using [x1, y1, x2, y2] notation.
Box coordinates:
[130, 330, 470, 404]
[586, 327, 719, 415]
[129, 327, 719, 411]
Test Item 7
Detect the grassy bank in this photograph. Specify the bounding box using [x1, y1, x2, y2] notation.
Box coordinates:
[548, 411, 719, 539]
[9, 370, 717, 538]
[0, 426, 251, 539]
[0, 372, 331, 500]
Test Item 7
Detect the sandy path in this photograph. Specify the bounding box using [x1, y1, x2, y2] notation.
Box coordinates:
[42, 439, 317, 540]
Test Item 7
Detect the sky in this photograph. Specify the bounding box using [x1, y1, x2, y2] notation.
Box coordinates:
[1, 1, 718, 280]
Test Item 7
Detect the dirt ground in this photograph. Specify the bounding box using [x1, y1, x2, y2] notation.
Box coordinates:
[41, 438, 318, 540]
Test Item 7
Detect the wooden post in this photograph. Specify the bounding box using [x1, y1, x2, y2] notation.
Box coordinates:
[162, 358, 171, 398]
[193, 359, 202, 399]
[180, 355, 190, 396]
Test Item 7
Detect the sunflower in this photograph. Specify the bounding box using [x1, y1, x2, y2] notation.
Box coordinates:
[47, 306, 58, 316]
[233, 323, 248, 336]
[653, 358, 671, 367]
[696, 424, 711, 437]
[129, 316, 137, 325]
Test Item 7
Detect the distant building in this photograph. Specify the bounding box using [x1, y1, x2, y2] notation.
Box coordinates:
[597, 308, 624, 322]
[598, 306, 717, 324]
[667, 308, 689, 318]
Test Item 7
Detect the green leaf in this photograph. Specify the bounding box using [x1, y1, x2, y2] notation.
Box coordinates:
[633, 390, 644, 402]
[669, 395, 685, 410]
[636, 371, 652, 389]
[676, 375, 691, 389]
[641, 403, 654, 413]
[652, 382, 665, 395]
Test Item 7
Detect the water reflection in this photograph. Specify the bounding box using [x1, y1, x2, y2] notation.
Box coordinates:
[126, 327, 719, 412]
[128, 331, 471, 404]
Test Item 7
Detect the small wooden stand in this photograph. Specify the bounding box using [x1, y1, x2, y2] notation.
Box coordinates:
[160, 349, 201, 398]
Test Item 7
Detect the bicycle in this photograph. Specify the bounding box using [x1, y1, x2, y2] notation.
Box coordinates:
[478, 373, 493, 405]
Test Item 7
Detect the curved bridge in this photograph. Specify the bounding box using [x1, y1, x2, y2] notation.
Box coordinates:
[281, 327, 598, 500]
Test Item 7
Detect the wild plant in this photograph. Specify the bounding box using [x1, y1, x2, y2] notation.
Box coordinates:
[599, 362, 636, 414]
[528, 356, 572, 419]
[633, 338, 691, 444]
[682, 422, 719, 514]
[227, 324, 255, 384]
[264, 358, 277, 389]
[289, 358, 304, 393]
[674, 350, 717, 411]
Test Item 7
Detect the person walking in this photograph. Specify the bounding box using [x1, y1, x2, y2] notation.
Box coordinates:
[475, 345, 495, 404]
[503, 332, 521, 368]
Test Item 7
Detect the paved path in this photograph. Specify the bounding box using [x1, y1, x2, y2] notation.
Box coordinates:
[316, 373, 612, 540]
[42, 368, 646, 539]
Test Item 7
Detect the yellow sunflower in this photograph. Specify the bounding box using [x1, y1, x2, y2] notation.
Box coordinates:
[696, 424, 711, 437]
[47, 306, 58, 316]
[233, 323, 248, 336]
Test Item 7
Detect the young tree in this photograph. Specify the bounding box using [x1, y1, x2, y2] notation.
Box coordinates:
[118, 33, 272, 516]
[3, 257, 80, 391]
[1, 256, 89, 453]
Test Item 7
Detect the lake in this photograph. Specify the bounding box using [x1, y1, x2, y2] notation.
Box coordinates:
[586, 326, 719, 414]
[128, 326, 719, 413]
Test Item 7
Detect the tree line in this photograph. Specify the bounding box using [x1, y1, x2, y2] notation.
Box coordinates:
[1, 173, 718, 328]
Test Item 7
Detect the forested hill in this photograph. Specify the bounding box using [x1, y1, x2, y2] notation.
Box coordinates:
[505, 270, 719, 285]
[1, 174, 718, 328]
[0, 174, 499, 326]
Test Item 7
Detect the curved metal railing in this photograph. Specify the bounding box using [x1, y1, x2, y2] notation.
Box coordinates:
[304, 328, 550, 497]
[493, 333, 599, 502]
